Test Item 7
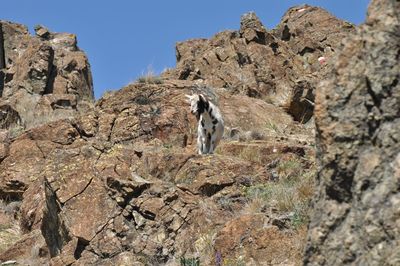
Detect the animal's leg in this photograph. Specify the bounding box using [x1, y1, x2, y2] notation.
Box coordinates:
[197, 135, 203, 155]
[205, 133, 212, 154]
[209, 134, 217, 154]
[202, 136, 208, 154]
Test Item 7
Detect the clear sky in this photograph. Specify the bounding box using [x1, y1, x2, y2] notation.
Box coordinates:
[2, 0, 370, 99]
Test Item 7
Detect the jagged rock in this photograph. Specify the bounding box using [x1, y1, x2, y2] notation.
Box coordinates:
[0, 6, 339, 265]
[239, 12, 269, 44]
[10, 38, 54, 95]
[163, 6, 354, 123]
[273, 5, 355, 65]
[0, 21, 30, 69]
[0, 20, 94, 129]
[305, 0, 400, 265]
[0, 104, 21, 129]
[34, 25, 51, 39]
[0, 229, 49, 264]
[0, 76, 313, 264]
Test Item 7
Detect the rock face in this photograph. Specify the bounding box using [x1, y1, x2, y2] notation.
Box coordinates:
[0, 4, 365, 265]
[0, 21, 94, 130]
[163, 7, 355, 123]
[305, 0, 400, 265]
[0, 80, 315, 265]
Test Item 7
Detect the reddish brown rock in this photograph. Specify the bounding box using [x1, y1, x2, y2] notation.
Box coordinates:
[0, 7, 331, 265]
[214, 214, 305, 265]
[273, 5, 355, 66]
[163, 7, 354, 123]
[0, 20, 94, 130]
[0, 76, 315, 264]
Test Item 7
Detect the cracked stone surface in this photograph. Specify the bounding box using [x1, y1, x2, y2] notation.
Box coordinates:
[0, 20, 94, 130]
[0, 78, 315, 264]
[305, 0, 400, 265]
[0, 3, 375, 265]
[162, 6, 355, 123]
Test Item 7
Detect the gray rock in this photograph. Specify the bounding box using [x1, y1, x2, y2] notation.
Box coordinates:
[305, 0, 400, 265]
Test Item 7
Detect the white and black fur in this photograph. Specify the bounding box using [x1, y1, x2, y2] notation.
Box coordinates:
[186, 94, 224, 154]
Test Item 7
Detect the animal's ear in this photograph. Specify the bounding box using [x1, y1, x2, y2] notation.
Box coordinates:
[199, 94, 207, 103]
[185, 94, 193, 103]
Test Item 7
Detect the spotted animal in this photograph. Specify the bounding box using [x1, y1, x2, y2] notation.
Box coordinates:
[186, 93, 224, 154]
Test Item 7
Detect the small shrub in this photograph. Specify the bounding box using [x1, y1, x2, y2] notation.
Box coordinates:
[136, 75, 163, 84]
[180, 257, 200, 266]
[7, 125, 24, 139]
[135, 66, 163, 84]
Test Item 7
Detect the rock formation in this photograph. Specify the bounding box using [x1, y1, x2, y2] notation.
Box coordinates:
[0, 3, 375, 265]
[0, 21, 94, 130]
[305, 0, 400, 265]
[0, 79, 315, 265]
[163, 6, 355, 123]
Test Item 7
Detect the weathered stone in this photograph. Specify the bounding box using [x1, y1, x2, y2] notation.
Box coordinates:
[0, 229, 49, 263]
[305, 0, 400, 265]
[0, 20, 94, 130]
[214, 214, 304, 265]
[34, 25, 51, 39]
[0, 104, 21, 129]
[11, 39, 54, 95]
[163, 6, 353, 123]
[0, 5, 347, 265]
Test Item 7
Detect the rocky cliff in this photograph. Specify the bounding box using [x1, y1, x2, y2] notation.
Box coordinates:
[0, 21, 94, 130]
[305, 0, 400, 265]
[163, 6, 354, 123]
[0, 3, 384, 266]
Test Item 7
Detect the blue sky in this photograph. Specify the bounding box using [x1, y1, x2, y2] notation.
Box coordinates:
[2, 0, 370, 99]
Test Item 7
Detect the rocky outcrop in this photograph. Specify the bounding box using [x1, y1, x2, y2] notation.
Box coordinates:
[0, 79, 315, 265]
[0, 21, 94, 130]
[0, 4, 364, 265]
[273, 5, 354, 69]
[163, 7, 355, 123]
[305, 0, 400, 265]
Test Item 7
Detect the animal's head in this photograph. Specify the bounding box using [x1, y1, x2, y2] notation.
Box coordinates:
[185, 94, 209, 120]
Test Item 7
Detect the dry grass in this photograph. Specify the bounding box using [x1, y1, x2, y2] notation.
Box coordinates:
[0, 200, 22, 254]
[136, 75, 163, 84]
[236, 145, 263, 164]
[0, 220, 21, 254]
[135, 66, 163, 84]
[242, 158, 316, 227]
[193, 229, 217, 264]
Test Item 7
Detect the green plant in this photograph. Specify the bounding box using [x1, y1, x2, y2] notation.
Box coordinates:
[8, 125, 24, 139]
[180, 256, 200, 266]
[265, 120, 280, 133]
[136, 75, 163, 84]
[163, 143, 173, 149]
